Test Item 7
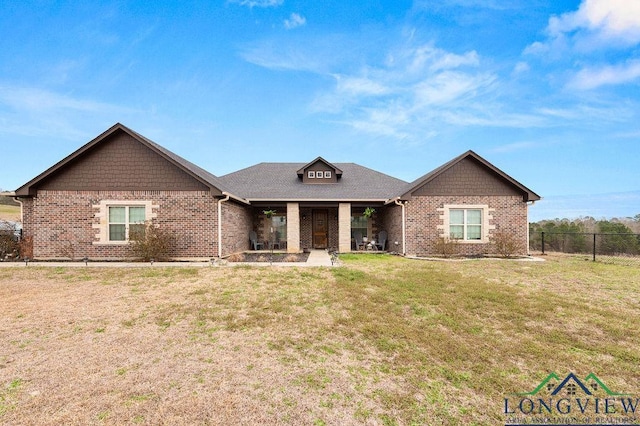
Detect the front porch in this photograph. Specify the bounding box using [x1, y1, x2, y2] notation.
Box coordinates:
[247, 202, 398, 253]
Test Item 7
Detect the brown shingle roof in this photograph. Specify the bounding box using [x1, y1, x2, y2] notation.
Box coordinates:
[219, 162, 408, 201]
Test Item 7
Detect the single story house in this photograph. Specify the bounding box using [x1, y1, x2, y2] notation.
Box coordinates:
[14, 123, 540, 260]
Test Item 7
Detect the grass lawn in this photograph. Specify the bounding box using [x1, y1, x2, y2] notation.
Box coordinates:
[1, 255, 639, 425]
[0, 204, 20, 221]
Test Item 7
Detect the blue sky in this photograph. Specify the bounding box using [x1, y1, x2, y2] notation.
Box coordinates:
[1, 0, 639, 221]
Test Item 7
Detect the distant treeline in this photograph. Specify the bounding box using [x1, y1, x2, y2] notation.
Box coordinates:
[530, 215, 640, 234]
[529, 215, 640, 255]
[0, 195, 19, 206]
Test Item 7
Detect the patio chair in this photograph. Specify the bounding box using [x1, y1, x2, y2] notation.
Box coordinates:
[354, 231, 364, 251]
[376, 230, 387, 251]
[249, 231, 264, 250]
[269, 231, 281, 250]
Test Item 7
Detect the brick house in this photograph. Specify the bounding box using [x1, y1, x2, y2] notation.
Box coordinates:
[14, 123, 540, 260]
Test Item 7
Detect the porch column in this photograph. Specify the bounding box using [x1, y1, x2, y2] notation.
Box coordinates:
[287, 202, 300, 253]
[338, 203, 351, 253]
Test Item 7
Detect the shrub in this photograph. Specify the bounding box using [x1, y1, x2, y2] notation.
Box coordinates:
[226, 253, 246, 262]
[0, 220, 21, 260]
[433, 237, 459, 258]
[129, 222, 175, 262]
[490, 231, 523, 258]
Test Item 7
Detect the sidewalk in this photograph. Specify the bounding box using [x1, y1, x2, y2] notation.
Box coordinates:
[0, 250, 336, 268]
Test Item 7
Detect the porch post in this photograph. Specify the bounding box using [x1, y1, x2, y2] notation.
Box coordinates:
[338, 203, 351, 253]
[287, 202, 300, 253]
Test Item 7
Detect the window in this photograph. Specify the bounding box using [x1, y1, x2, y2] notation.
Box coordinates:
[351, 215, 369, 239]
[270, 214, 287, 242]
[108, 206, 146, 241]
[94, 200, 155, 245]
[308, 171, 316, 178]
[324, 171, 332, 178]
[449, 208, 482, 241]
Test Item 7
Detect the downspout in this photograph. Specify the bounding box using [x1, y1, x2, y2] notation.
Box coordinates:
[394, 199, 406, 255]
[217, 194, 230, 258]
[12, 195, 24, 240]
[526, 200, 536, 256]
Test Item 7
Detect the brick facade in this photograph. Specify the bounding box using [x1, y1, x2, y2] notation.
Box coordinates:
[221, 200, 253, 256]
[22, 190, 219, 260]
[404, 195, 528, 257]
[379, 203, 403, 253]
[16, 125, 537, 260]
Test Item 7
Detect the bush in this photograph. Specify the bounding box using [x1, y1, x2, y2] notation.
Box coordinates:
[433, 237, 459, 258]
[129, 222, 175, 261]
[490, 231, 523, 258]
[0, 220, 20, 261]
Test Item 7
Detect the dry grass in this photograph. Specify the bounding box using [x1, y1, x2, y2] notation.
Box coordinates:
[1, 255, 639, 425]
[0, 205, 20, 221]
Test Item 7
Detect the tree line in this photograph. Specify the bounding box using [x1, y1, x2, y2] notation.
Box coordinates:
[529, 215, 640, 255]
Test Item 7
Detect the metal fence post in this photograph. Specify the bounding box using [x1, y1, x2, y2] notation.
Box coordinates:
[541, 231, 545, 255]
[593, 233, 596, 262]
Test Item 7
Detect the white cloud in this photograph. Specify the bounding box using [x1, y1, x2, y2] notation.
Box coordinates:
[569, 60, 640, 90]
[491, 141, 537, 153]
[0, 85, 140, 140]
[513, 61, 530, 74]
[307, 41, 552, 139]
[228, 0, 283, 8]
[549, 0, 640, 43]
[333, 75, 390, 97]
[284, 13, 306, 30]
[528, 0, 640, 54]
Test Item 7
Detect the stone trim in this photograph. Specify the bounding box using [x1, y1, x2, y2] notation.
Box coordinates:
[92, 200, 158, 245]
[437, 204, 494, 243]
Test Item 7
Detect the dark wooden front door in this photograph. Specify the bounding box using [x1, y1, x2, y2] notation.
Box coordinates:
[312, 209, 328, 249]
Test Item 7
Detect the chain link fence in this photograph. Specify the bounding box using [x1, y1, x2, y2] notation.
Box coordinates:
[529, 231, 640, 266]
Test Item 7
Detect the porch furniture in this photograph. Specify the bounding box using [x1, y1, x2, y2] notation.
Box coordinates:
[250, 231, 264, 250]
[354, 231, 365, 250]
[269, 231, 282, 249]
[376, 231, 387, 251]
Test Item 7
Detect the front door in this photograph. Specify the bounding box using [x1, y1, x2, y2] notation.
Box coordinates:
[312, 209, 328, 249]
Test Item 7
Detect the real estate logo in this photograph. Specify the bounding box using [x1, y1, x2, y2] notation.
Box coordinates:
[504, 372, 639, 425]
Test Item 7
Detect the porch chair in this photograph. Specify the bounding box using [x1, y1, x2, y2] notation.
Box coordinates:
[354, 231, 364, 251]
[269, 231, 281, 250]
[375, 230, 387, 251]
[249, 231, 264, 250]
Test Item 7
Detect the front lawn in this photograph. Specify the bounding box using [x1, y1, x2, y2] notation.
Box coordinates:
[1, 255, 638, 424]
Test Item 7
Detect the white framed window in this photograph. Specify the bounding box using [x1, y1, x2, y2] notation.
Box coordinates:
[108, 206, 146, 241]
[308, 171, 316, 178]
[441, 204, 492, 243]
[324, 171, 332, 178]
[93, 200, 156, 245]
[449, 209, 482, 240]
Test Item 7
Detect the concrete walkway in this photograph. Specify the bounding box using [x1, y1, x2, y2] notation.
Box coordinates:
[0, 250, 336, 268]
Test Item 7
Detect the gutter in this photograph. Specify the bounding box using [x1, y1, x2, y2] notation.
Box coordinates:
[526, 200, 537, 256]
[394, 198, 406, 255]
[217, 193, 231, 258]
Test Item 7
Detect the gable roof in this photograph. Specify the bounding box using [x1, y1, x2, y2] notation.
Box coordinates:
[15, 123, 244, 201]
[398, 150, 541, 202]
[219, 162, 408, 202]
[296, 156, 343, 178]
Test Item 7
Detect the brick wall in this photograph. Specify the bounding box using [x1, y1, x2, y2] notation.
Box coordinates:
[221, 200, 253, 256]
[405, 195, 528, 257]
[379, 203, 403, 253]
[22, 190, 219, 260]
[300, 207, 312, 250]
